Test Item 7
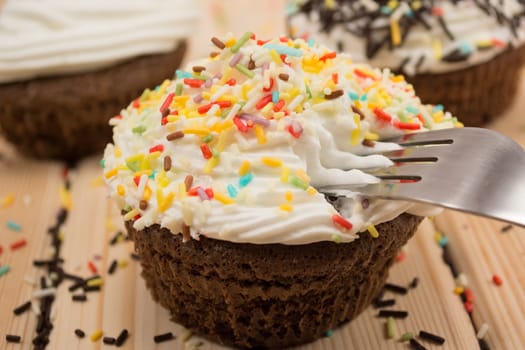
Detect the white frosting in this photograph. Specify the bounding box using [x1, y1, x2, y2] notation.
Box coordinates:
[103, 34, 460, 245]
[288, 0, 525, 75]
[0, 0, 198, 83]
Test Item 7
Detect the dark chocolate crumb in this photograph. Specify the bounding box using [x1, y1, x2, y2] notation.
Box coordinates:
[419, 330, 445, 345]
[500, 224, 513, 233]
[410, 277, 420, 289]
[479, 338, 491, 350]
[6, 334, 21, 343]
[154, 332, 175, 343]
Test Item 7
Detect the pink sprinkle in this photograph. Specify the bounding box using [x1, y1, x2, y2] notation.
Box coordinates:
[229, 52, 243, 67]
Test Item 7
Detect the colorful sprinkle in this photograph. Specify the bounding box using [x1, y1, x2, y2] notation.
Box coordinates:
[90, 330, 103, 342]
[492, 274, 503, 286]
[10, 238, 27, 250]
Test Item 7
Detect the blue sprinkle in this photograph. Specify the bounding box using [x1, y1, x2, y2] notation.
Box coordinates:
[239, 173, 254, 188]
[381, 6, 392, 14]
[272, 91, 280, 103]
[6, 220, 21, 232]
[406, 9, 414, 17]
[439, 236, 449, 247]
[433, 104, 444, 112]
[0, 265, 10, 277]
[307, 38, 315, 47]
[325, 329, 334, 337]
[227, 184, 238, 198]
[405, 106, 419, 114]
[360, 93, 368, 101]
[460, 41, 473, 54]
[263, 44, 303, 57]
[348, 92, 360, 101]
[175, 69, 193, 79]
[149, 170, 157, 179]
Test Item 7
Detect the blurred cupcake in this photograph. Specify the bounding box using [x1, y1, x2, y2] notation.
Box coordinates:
[288, 0, 525, 126]
[0, 0, 196, 160]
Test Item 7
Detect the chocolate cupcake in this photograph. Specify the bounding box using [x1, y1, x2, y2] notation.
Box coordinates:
[288, 0, 525, 126]
[103, 33, 458, 348]
[0, 0, 196, 160]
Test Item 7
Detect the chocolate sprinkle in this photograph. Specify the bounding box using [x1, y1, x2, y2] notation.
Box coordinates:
[72, 294, 87, 302]
[211, 37, 226, 50]
[103, 337, 117, 345]
[383, 283, 408, 295]
[378, 310, 408, 318]
[278, 73, 290, 81]
[419, 330, 445, 345]
[163, 156, 172, 172]
[108, 259, 118, 275]
[115, 329, 129, 347]
[6, 334, 21, 343]
[410, 277, 420, 289]
[153, 332, 175, 343]
[13, 301, 32, 315]
[373, 298, 396, 308]
[74, 329, 85, 338]
[324, 89, 344, 100]
[500, 224, 513, 233]
[410, 338, 428, 350]
[166, 130, 185, 141]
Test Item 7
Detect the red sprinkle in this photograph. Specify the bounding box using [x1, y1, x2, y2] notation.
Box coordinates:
[233, 116, 249, 132]
[319, 51, 337, 61]
[226, 78, 237, 86]
[332, 214, 353, 230]
[88, 261, 98, 274]
[492, 274, 503, 286]
[432, 6, 444, 16]
[256, 95, 273, 110]
[133, 176, 141, 186]
[215, 100, 232, 108]
[395, 251, 406, 262]
[464, 301, 473, 313]
[183, 78, 204, 88]
[10, 239, 27, 251]
[464, 288, 474, 303]
[491, 38, 507, 48]
[159, 93, 174, 112]
[353, 68, 377, 80]
[279, 36, 289, 43]
[197, 103, 213, 114]
[0, 245, 3, 254]
[394, 121, 421, 130]
[263, 77, 274, 92]
[257, 39, 270, 46]
[161, 117, 168, 125]
[204, 188, 214, 199]
[373, 108, 393, 122]
[332, 73, 339, 84]
[200, 144, 212, 159]
[273, 100, 285, 112]
[132, 99, 140, 109]
[149, 144, 164, 153]
[285, 123, 303, 138]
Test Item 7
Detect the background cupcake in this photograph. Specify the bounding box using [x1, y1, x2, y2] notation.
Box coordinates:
[288, 0, 525, 126]
[103, 33, 458, 348]
[0, 0, 196, 161]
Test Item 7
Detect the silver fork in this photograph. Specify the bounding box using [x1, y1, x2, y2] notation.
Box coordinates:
[319, 127, 525, 227]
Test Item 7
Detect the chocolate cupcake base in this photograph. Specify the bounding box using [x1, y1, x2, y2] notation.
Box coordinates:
[127, 213, 423, 349]
[407, 45, 525, 127]
[0, 41, 187, 161]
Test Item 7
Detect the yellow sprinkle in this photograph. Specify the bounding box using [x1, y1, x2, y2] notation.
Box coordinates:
[117, 185, 126, 196]
[214, 192, 235, 205]
[123, 208, 139, 221]
[1, 193, 15, 207]
[204, 157, 219, 174]
[254, 124, 267, 144]
[412, 0, 422, 10]
[157, 171, 170, 188]
[118, 260, 128, 268]
[114, 147, 122, 158]
[392, 75, 405, 82]
[106, 219, 116, 231]
[367, 224, 380, 238]
[325, 0, 336, 8]
[280, 166, 290, 183]
[143, 186, 152, 200]
[173, 95, 190, 105]
[211, 119, 234, 133]
[90, 330, 103, 342]
[433, 111, 444, 123]
[261, 157, 282, 168]
[104, 168, 119, 179]
[59, 186, 72, 210]
[158, 192, 175, 212]
[454, 121, 464, 128]
[432, 39, 442, 60]
[86, 278, 103, 287]
[351, 129, 361, 146]
[434, 231, 443, 243]
[454, 286, 465, 295]
[295, 168, 311, 183]
[166, 115, 179, 123]
[202, 91, 212, 100]
[269, 49, 282, 64]
[279, 203, 294, 212]
[365, 132, 379, 141]
[285, 191, 293, 202]
[238, 160, 251, 176]
[58, 231, 64, 242]
[306, 186, 317, 195]
[224, 37, 236, 48]
[355, 100, 362, 109]
[183, 128, 211, 136]
[390, 20, 401, 46]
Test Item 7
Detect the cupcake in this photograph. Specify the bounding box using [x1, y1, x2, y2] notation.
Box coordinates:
[287, 0, 525, 126]
[102, 33, 459, 348]
[0, 0, 196, 160]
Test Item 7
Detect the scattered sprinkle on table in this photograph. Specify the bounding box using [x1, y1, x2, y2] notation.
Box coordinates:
[10, 238, 27, 250]
[103, 336, 116, 345]
[373, 298, 396, 308]
[386, 317, 396, 339]
[500, 224, 513, 233]
[154, 332, 175, 343]
[74, 329, 85, 338]
[401, 332, 415, 341]
[90, 329, 103, 342]
[5, 334, 21, 343]
[477, 323, 489, 339]
[0, 265, 11, 277]
[115, 329, 129, 346]
[13, 301, 32, 315]
[378, 310, 408, 319]
[383, 283, 408, 295]
[492, 274, 503, 286]
[6, 220, 22, 232]
[419, 330, 445, 345]
[1, 193, 15, 207]
[410, 338, 428, 350]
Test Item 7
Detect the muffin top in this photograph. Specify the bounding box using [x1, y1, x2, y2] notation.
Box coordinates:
[288, 0, 525, 76]
[0, 0, 197, 83]
[103, 33, 460, 245]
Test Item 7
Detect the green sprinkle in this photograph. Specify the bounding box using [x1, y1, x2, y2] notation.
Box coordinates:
[400, 332, 414, 342]
[132, 126, 146, 135]
[231, 31, 252, 53]
[202, 134, 214, 143]
[211, 148, 220, 158]
[405, 106, 419, 114]
[192, 75, 211, 81]
[305, 84, 312, 99]
[325, 329, 334, 337]
[331, 234, 342, 243]
[235, 63, 255, 78]
[386, 317, 396, 339]
[6, 220, 22, 232]
[99, 159, 105, 168]
[148, 170, 157, 179]
[126, 160, 140, 172]
[0, 265, 10, 277]
[175, 83, 183, 96]
[289, 175, 309, 190]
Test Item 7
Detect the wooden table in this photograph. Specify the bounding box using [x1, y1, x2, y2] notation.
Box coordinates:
[1, 1, 524, 348]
